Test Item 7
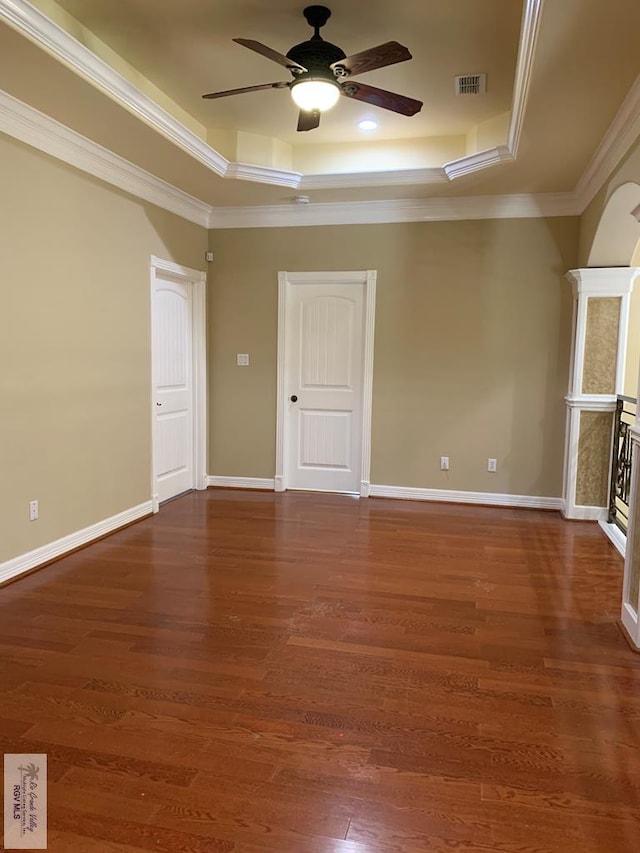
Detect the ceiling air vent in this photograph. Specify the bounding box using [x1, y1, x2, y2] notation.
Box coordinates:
[455, 74, 487, 95]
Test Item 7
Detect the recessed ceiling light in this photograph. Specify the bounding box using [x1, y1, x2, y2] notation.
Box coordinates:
[358, 120, 378, 132]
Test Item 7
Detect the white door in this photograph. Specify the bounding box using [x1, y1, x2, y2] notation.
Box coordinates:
[152, 277, 194, 502]
[285, 279, 365, 492]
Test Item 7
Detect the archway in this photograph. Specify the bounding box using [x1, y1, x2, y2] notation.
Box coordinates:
[585, 180, 640, 404]
[588, 181, 640, 267]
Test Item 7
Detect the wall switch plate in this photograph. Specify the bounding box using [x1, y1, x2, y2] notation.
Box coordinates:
[487, 458, 497, 472]
[236, 353, 249, 366]
[29, 500, 38, 521]
[440, 456, 450, 471]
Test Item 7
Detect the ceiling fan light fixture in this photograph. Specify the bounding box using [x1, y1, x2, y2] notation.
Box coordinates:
[291, 78, 340, 112]
[203, 10, 423, 131]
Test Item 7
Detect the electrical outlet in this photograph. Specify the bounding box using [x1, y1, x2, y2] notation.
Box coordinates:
[440, 456, 450, 471]
[29, 500, 38, 521]
[487, 458, 497, 473]
[236, 353, 249, 366]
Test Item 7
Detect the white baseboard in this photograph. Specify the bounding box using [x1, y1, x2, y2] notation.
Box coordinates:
[368, 484, 563, 510]
[207, 476, 275, 490]
[205, 477, 563, 509]
[562, 505, 606, 521]
[0, 500, 153, 586]
[599, 519, 626, 557]
[621, 601, 639, 649]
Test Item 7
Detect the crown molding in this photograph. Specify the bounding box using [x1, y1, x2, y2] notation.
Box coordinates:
[444, 146, 513, 179]
[207, 192, 579, 229]
[0, 0, 232, 177]
[13, 0, 635, 206]
[508, 0, 544, 156]
[299, 145, 519, 189]
[225, 162, 302, 188]
[297, 0, 542, 187]
[574, 74, 640, 211]
[1, 0, 636, 230]
[0, 0, 301, 191]
[301, 167, 448, 189]
[0, 0, 543, 191]
[0, 86, 581, 230]
[297, 0, 541, 189]
[0, 89, 212, 227]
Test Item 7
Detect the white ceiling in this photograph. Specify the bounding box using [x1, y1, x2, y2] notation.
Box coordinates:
[50, 0, 522, 145]
[1, 0, 639, 214]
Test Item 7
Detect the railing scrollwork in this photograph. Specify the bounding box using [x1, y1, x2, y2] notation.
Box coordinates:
[608, 395, 637, 534]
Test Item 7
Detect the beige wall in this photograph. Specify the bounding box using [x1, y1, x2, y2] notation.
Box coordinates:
[579, 134, 640, 267]
[208, 217, 578, 496]
[624, 283, 640, 399]
[0, 135, 207, 563]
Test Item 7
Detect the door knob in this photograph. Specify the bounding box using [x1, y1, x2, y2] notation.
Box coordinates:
[290, 395, 298, 403]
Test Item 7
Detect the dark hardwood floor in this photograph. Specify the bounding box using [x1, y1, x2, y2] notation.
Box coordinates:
[1, 489, 638, 852]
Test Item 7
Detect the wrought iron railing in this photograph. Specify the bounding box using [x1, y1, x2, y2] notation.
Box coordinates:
[608, 395, 637, 534]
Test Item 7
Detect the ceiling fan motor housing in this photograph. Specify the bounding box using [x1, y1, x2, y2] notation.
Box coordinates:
[286, 39, 346, 83]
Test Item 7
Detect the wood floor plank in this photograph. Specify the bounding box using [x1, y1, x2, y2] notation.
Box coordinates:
[51, 807, 234, 852]
[46, 830, 153, 853]
[0, 489, 637, 852]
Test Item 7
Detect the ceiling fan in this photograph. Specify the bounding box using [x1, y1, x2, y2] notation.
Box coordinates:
[202, 5, 423, 132]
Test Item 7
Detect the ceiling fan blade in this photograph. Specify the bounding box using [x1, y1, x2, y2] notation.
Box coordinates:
[331, 41, 412, 78]
[202, 82, 289, 99]
[341, 81, 422, 116]
[233, 38, 307, 73]
[297, 110, 321, 132]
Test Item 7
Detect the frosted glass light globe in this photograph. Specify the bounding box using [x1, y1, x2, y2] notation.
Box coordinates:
[291, 79, 340, 112]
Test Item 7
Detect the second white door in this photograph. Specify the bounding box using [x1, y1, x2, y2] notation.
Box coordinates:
[285, 278, 365, 493]
[152, 276, 194, 502]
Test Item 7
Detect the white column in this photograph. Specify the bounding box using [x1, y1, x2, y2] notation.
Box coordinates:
[607, 216, 640, 647]
[563, 268, 638, 520]
[621, 426, 640, 648]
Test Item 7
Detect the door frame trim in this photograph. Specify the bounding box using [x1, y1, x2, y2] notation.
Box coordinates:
[150, 255, 207, 512]
[275, 269, 377, 497]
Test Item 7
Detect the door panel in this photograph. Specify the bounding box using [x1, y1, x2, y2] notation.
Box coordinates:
[152, 280, 194, 502]
[287, 283, 364, 492]
[300, 296, 355, 388]
[298, 410, 352, 469]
